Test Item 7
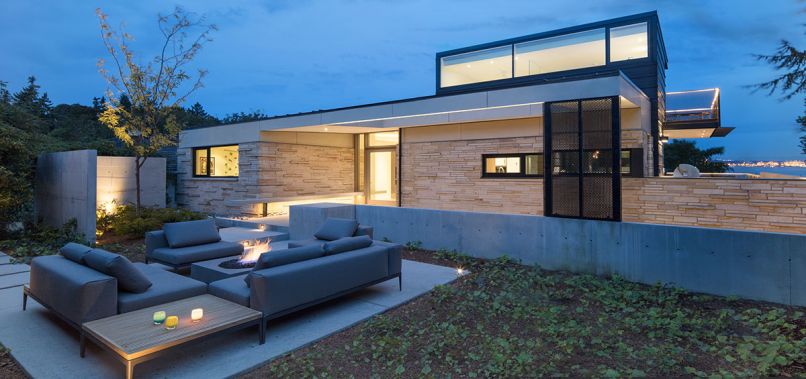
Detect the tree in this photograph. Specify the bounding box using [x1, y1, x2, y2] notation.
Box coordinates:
[96, 7, 216, 209]
[751, 29, 805, 154]
[221, 110, 268, 124]
[663, 140, 730, 173]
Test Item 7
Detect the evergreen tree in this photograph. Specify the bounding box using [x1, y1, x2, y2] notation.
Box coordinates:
[663, 140, 730, 173]
[12, 76, 41, 112]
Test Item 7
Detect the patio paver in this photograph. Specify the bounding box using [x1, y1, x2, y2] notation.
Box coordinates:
[0, 259, 456, 378]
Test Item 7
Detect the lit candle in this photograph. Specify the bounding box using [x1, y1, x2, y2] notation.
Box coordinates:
[258, 224, 266, 231]
[165, 315, 179, 330]
[153, 311, 166, 325]
[191, 308, 203, 322]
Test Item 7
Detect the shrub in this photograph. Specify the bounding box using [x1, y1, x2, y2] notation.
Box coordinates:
[97, 203, 207, 239]
[0, 219, 88, 263]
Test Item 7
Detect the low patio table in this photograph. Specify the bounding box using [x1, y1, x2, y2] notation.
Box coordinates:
[81, 294, 263, 379]
[190, 256, 253, 284]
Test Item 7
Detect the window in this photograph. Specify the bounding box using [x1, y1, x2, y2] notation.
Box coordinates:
[620, 150, 631, 175]
[482, 153, 543, 178]
[609, 23, 648, 62]
[440, 46, 513, 88]
[367, 131, 399, 147]
[193, 145, 239, 177]
[514, 29, 605, 77]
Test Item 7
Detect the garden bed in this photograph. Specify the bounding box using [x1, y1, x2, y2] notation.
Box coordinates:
[242, 248, 806, 378]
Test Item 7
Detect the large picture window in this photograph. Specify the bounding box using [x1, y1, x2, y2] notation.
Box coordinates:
[482, 153, 544, 178]
[440, 46, 513, 88]
[609, 23, 648, 62]
[514, 29, 605, 77]
[193, 145, 239, 177]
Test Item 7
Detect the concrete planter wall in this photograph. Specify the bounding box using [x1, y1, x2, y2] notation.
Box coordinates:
[290, 203, 806, 306]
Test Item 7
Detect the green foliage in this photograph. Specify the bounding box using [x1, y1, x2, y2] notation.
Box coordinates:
[96, 203, 206, 238]
[261, 252, 806, 378]
[404, 240, 422, 250]
[220, 111, 268, 124]
[663, 140, 730, 174]
[0, 220, 88, 263]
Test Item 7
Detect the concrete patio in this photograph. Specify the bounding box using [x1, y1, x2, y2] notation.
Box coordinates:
[0, 252, 457, 378]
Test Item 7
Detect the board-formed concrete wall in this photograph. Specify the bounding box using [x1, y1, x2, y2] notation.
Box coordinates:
[96, 156, 166, 209]
[36, 151, 167, 242]
[347, 204, 806, 306]
[35, 150, 97, 242]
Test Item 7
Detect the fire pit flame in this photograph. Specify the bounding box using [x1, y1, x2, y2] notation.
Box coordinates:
[219, 238, 272, 269]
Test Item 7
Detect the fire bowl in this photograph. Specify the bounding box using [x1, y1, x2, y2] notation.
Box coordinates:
[218, 259, 256, 269]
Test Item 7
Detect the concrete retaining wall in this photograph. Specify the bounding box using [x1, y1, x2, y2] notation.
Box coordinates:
[35, 151, 167, 242]
[348, 204, 806, 306]
[96, 156, 166, 209]
[35, 150, 97, 242]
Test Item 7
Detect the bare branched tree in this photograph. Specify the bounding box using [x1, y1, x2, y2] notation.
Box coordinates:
[96, 7, 217, 210]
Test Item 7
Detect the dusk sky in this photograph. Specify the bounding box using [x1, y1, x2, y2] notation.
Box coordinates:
[1, 0, 804, 160]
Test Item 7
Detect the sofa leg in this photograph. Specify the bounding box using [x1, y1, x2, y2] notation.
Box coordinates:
[22, 291, 27, 311]
[398, 274, 402, 291]
[80, 332, 86, 358]
[259, 319, 266, 345]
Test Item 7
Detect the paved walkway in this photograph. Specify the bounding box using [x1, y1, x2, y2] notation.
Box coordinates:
[0, 256, 456, 378]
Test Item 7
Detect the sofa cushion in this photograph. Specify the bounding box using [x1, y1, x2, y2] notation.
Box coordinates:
[151, 241, 243, 265]
[323, 235, 373, 256]
[245, 245, 325, 287]
[210, 275, 251, 306]
[84, 249, 152, 293]
[59, 242, 93, 264]
[313, 218, 358, 241]
[117, 263, 207, 313]
[287, 239, 325, 249]
[162, 219, 221, 248]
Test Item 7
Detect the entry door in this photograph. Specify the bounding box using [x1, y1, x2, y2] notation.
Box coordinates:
[366, 149, 397, 205]
[544, 97, 621, 221]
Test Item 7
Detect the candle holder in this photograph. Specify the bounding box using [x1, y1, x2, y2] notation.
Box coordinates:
[191, 308, 203, 323]
[165, 316, 179, 330]
[153, 311, 166, 325]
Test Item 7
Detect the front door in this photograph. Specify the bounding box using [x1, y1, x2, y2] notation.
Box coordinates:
[366, 148, 397, 205]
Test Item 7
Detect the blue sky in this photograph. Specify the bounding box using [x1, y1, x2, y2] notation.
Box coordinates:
[1, 0, 803, 160]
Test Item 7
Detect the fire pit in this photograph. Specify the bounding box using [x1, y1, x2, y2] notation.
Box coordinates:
[218, 238, 272, 269]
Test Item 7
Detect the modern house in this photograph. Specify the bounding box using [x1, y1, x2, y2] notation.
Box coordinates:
[177, 11, 805, 234]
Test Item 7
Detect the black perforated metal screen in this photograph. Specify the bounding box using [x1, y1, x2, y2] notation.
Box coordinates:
[544, 97, 621, 221]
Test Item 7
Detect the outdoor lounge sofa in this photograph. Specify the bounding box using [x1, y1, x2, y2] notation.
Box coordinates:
[145, 219, 244, 270]
[209, 220, 401, 340]
[25, 243, 207, 327]
[287, 218, 374, 249]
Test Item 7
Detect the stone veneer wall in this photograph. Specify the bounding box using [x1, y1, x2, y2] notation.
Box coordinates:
[622, 177, 806, 234]
[401, 136, 543, 215]
[176, 142, 354, 216]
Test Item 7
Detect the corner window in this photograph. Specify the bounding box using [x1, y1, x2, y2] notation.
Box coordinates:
[609, 23, 648, 62]
[440, 46, 513, 88]
[482, 153, 543, 178]
[193, 145, 239, 177]
[514, 29, 605, 77]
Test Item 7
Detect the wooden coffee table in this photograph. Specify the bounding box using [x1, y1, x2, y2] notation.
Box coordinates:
[81, 294, 263, 379]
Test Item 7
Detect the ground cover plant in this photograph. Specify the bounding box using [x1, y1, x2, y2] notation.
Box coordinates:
[0, 220, 87, 263]
[245, 248, 806, 378]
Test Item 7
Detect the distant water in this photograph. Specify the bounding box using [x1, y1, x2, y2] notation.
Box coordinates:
[729, 166, 806, 178]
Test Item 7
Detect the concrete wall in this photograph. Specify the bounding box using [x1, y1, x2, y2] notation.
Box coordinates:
[96, 156, 166, 209]
[623, 177, 806, 234]
[35, 150, 97, 242]
[349, 204, 806, 306]
[35, 151, 167, 242]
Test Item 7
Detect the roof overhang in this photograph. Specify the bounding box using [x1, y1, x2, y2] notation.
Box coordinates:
[179, 71, 648, 148]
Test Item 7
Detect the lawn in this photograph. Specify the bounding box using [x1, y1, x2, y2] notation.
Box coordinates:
[243, 249, 806, 378]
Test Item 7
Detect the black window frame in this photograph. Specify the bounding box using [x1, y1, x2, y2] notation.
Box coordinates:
[192, 144, 239, 178]
[481, 153, 544, 178]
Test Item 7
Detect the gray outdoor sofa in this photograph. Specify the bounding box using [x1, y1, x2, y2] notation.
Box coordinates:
[145, 219, 243, 270]
[25, 243, 207, 328]
[209, 219, 401, 342]
[288, 218, 374, 249]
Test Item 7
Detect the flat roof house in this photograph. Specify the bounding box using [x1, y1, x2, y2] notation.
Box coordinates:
[177, 12, 805, 234]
